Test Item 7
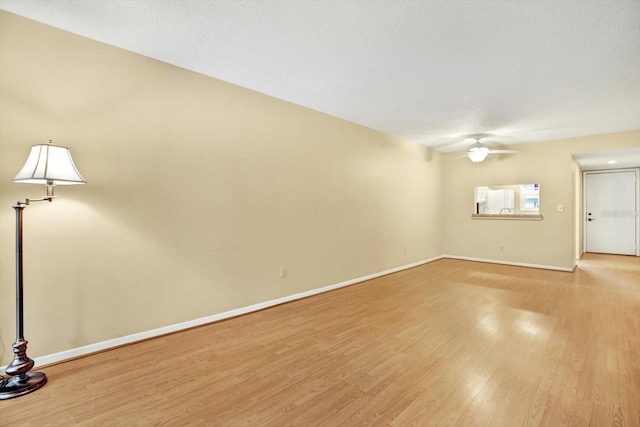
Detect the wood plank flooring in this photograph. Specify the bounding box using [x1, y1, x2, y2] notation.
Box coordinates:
[1, 254, 639, 426]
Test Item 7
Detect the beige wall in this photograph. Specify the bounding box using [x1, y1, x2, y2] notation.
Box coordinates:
[0, 12, 443, 365]
[1, 11, 638, 366]
[442, 130, 640, 269]
[572, 157, 583, 259]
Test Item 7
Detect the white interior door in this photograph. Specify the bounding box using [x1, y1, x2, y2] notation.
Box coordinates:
[584, 170, 638, 255]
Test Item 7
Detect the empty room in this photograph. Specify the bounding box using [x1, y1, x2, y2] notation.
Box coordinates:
[0, 1, 639, 425]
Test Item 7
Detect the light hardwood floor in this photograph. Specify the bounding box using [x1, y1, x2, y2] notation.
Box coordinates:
[1, 254, 639, 426]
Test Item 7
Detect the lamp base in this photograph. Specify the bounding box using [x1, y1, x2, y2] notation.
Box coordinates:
[0, 371, 47, 400]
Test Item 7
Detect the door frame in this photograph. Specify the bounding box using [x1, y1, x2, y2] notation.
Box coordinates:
[583, 168, 640, 256]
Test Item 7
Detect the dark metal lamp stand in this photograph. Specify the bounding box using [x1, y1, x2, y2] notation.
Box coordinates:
[0, 195, 53, 400]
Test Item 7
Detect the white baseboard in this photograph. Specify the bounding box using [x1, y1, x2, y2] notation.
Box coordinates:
[6, 255, 444, 371]
[3, 253, 577, 371]
[441, 254, 574, 272]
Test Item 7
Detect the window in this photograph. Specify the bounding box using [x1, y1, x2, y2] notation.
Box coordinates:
[520, 183, 540, 212]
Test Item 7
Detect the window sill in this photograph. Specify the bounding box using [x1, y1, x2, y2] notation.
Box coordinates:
[471, 214, 544, 221]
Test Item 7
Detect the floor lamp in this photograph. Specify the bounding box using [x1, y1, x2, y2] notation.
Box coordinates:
[0, 140, 86, 400]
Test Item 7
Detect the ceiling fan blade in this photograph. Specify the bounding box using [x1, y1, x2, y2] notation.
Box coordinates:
[488, 149, 520, 154]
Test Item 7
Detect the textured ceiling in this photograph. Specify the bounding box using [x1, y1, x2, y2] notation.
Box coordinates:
[1, 0, 639, 156]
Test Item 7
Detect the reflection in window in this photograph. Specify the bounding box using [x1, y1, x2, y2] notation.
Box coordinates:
[520, 183, 540, 211]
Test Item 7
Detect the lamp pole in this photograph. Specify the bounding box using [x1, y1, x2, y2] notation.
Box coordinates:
[0, 200, 50, 400]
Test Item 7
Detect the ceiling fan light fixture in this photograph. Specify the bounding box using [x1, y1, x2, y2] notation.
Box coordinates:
[468, 146, 489, 162]
[468, 151, 488, 162]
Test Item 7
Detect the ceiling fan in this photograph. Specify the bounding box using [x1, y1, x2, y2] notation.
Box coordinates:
[463, 137, 520, 163]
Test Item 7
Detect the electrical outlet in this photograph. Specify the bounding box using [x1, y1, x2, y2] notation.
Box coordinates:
[280, 267, 287, 278]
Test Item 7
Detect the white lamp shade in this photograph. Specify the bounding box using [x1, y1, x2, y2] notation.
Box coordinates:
[468, 147, 489, 163]
[13, 143, 86, 185]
